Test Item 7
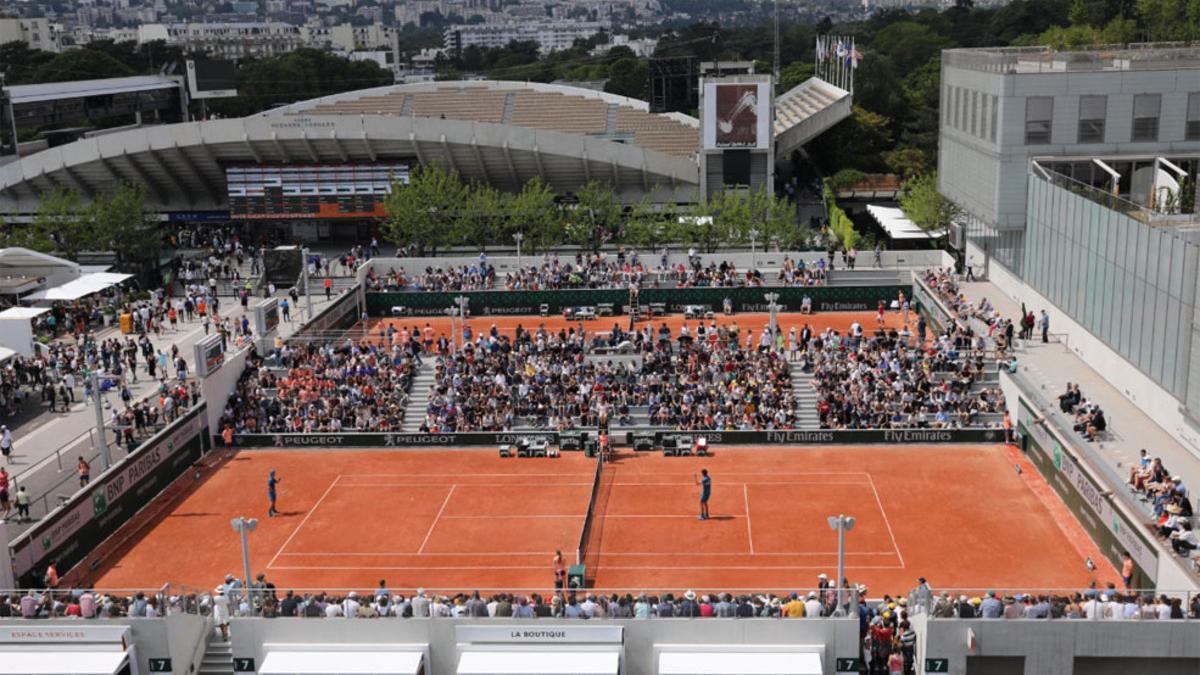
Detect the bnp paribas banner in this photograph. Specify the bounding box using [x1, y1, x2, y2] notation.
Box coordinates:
[11, 404, 210, 587]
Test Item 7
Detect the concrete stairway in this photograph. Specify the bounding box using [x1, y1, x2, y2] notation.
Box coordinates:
[401, 359, 439, 432]
[198, 635, 234, 675]
[790, 367, 822, 429]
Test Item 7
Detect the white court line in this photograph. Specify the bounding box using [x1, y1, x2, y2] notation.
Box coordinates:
[417, 485, 456, 554]
[338, 478, 864, 482]
[276, 550, 900, 557]
[744, 483, 754, 555]
[867, 472, 906, 568]
[441, 514, 585, 519]
[268, 564, 906, 571]
[267, 475, 342, 569]
[339, 472, 596, 478]
[598, 514, 746, 519]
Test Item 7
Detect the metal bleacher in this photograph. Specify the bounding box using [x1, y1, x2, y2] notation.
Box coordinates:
[773, 77, 852, 160]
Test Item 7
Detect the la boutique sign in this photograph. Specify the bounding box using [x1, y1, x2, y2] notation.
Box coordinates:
[456, 625, 623, 644]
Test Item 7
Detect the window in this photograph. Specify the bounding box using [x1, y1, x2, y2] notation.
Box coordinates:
[1132, 94, 1161, 142]
[1025, 97, 1053, 145]
[1077, 95, 1106, 143]
[970, 91, 978, 136]
[1188, 93, 1200, 140]
[990, 94, 998, 142]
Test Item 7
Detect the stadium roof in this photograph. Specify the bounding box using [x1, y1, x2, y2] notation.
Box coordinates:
[3, 76, 182, 106]
[0, 81, 702, 212]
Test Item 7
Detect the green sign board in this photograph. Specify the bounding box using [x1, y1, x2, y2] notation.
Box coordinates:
[925, 658, 949, 672]
[233, 657, 256, 672]
[148, 658, 173, 673]
[836, 657, 863, 672]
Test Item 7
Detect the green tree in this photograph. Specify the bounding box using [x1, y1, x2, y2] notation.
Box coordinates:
[0, 41, 55, 84]
[8, 186, 78, 254]
[604, 57, 648, 99]
[86, 183, 162, 265]
[778, 61, 815, 93]
[1070, 0, 1092, 24]
[566, 181, 621, 252]
[899, 173, 959, 232]
[508, 177, 562, 253]
[32, 48, 135, 83]
[808, 106, 894, 174]
[381, 165, 469, 255]
[883, 147, 931, 179]
[460, 182, 508, 249]
[623, 195, 671, 250]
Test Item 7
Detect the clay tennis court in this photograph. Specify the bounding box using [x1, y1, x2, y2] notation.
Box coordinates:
[91, 443, 1119, 593]
[362, 308, 913, 345]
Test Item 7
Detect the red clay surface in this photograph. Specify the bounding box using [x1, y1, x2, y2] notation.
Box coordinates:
[92, 444, 1120, 595]
[363, 309, 912, 345]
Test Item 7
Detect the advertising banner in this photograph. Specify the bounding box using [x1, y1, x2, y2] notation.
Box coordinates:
[1017, 400, 1158, 585]
[10, 405, 210, 586]
[702, 82, 771, 150]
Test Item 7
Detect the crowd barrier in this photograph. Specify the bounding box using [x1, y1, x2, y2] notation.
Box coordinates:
[366, 284, 912, 318]
[224, 428, 1005, 449]
[9, 403, 212, 588]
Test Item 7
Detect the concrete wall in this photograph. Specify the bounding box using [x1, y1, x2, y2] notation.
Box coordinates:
[200, 344, 251, 434]
[922, 619, 1200, 675]
[230, 617, 860, 675]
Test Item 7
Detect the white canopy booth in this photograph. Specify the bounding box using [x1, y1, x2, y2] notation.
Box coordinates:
[258, 643, 429, 675]
[455, 626, 623, 675]
[865, 204, 945, 241]
[0, 625, 137, 675]
[25, 272, 134, 303]
[656, 645, 825, 675]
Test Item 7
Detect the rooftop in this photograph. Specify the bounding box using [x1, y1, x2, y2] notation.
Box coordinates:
[4, 76, 181, 106]
[943, 43, 1200, 74]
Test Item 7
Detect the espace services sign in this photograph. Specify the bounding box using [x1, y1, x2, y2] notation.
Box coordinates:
[457, 626, 623, 644]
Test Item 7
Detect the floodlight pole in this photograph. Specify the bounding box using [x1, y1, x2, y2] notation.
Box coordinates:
[231, 517, 258, 602]
[764, 293, 779, 335]
[90, 370, 111, 470]
[827, 514, 856, 614]
[301, 247, 313, 321]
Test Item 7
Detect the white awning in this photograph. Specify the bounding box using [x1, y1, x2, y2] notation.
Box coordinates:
[26, 273, 133, 302]
[866, 204, 944, 240]
[0, 307, 50, 319]
[458, 651, 620, 675]
[0, 650, 128, 675]
[658, 651, 823, 675]
[259, 650, 424, 675]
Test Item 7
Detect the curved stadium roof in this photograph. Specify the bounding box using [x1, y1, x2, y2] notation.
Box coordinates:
[0, 81, 702, 213]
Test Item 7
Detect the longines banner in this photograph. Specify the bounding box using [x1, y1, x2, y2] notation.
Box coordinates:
[227, 428, 1004, 448]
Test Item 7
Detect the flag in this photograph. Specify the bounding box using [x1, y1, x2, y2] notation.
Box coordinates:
[850, 40, 863, 69]
[816, 35, 826, 63]
[835, 39, 848, 61]
[815, 36, 822, 63]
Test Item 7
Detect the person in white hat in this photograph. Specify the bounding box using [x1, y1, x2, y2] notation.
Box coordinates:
[212, 587, 230, 641]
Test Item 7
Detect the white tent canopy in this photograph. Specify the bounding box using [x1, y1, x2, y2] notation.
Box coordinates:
[259, 649, 424, 675]
[0, 307, 49, 320]
[0, 651, 129, 675]
[25, 272, 132, 302]
[866, 204, 944, 240]
[457, 651, 620, 675]
[658, 650, 824, 675]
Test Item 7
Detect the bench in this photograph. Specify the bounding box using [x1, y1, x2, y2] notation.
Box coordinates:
[596, 303, 615, 316]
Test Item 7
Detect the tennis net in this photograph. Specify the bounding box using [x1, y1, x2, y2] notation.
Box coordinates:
[575, 452, 607, 567]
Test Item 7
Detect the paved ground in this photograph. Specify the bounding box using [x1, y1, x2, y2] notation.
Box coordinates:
[1, 283, 340, 534]
[955, 280, 1200, 514]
